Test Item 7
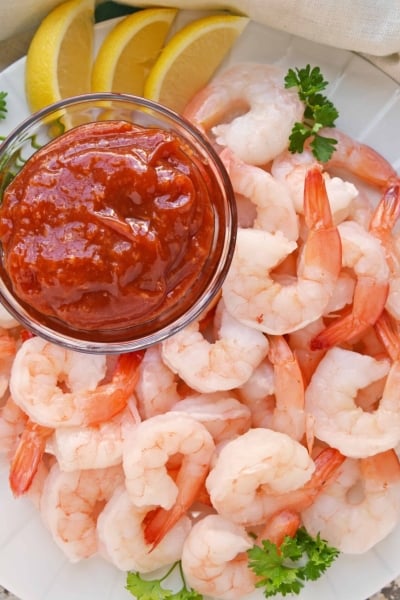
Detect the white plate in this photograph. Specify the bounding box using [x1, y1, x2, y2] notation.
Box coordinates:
[1, 11, 400, 600]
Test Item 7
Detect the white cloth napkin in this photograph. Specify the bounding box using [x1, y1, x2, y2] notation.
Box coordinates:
[1, 0, 400, 55]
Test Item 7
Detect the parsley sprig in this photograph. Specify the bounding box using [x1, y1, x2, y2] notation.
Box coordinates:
[247, 527, 340, 597]
[126, 561, 202, 600]
[284, 65, 339, 162]
[0, 91, 7, 121]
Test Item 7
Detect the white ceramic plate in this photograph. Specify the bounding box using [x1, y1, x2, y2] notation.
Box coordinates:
[1, 11, 400, 600]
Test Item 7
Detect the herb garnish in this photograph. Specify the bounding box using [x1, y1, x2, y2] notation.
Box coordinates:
[247, 527, 340, 597]
[126, 561, 202, 600]
[0, 91, 7, 121]
[284, 65, 339, 162]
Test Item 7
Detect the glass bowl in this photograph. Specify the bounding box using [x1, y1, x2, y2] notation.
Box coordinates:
[0, 93, 236, 353]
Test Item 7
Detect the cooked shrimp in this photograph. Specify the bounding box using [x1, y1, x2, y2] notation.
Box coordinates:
[161, 299, 269, 393]
[302, 450, 400, 553]
[0, 332, 18, 399]
[264, 334, 305, 441]
[0, 395, 27, 458]
[207, 436, 344, 526]
[181, 514, 256, 600]
[222, 166, 342, 334]
[123, 413, 215, 547]
[170, 393, 251, 443]
[135, 344, 180, 420]
[368, 184, 400, 320]
[220, 147, 299, 241]
[0, 304, 19, 329]
[9, 420, 52, 496]
[311, 220, 389, 349]
[257, 509, 301, 547]
[10, 337, 143, 427]
[271, 148, 358, 223]
[205, 428, 316, 526]
[287, 318, 326, 385]
[51, 401, 140, 472]
[304, 346, 400, 457]
[322, 127, 398, 188]
[184, 62, 304, 165]
[237, 358, 275, 428]
[40, 463, 124, 562]
[97, 485, 191, 572]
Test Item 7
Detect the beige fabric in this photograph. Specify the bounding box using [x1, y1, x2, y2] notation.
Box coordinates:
[1, 0, 400, 82]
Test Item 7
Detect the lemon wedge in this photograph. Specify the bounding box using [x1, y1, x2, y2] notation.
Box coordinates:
[144, 13, 249, 114]
[91, 8, 178, 95]
[25, 0, 94, 113]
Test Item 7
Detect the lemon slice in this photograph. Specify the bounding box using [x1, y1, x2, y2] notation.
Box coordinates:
[91, 8, 178, 95]
[144, 14, 249, 114]
[25, 0, 94, 113]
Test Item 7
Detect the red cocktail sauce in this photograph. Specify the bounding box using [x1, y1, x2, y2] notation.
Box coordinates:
[0, 120, 215, 331]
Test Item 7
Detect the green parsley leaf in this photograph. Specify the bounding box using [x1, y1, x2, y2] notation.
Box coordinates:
[0, 91, 7, 121]
[247, 527, 339, 597]
[284, 64, 339, 162]
[126, 562, 202, 600]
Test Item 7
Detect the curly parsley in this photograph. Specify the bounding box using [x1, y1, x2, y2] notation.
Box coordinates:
[247, 527, 340, 597]
[126, 561, 202, 600]
[284, 65, 339, 162]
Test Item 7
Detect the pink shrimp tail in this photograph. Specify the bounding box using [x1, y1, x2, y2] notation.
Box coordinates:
[374, 309, 400, 361]
[9, 421, 53, 497]
[85, 350, 144, 426]
[369, 184, 400, 234]
[258, 509, 301, 548]
[144, 461, 210, 549]
[310, 279, 389, 350]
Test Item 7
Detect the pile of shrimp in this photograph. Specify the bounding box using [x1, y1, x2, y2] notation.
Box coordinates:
[2, 61, 400, 599]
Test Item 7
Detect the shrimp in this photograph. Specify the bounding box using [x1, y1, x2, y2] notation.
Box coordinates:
[122, 413, 215, 547]
[169, 393, 251, 444]
[302, 450, 400, 553]
[271, 148, 358, 223]
[161, 299, 269, 393]
[206, 435, 344, 526]
[322, 127, 398, 188]
[10, 336, 143, 427]
[135, 344, 180, 420]
[183, 62, 304, 165]
[287, 318, 327, 385]
[238, 338, 306, 440]
[0, 303, 19, 329]
[0, 332, 18, 399]
[257, 509, 301, 547]
[39, 463, 124, 562]
[311, 220, 389, 349]
[181, 514, 256, 600]
[205, 428, 315, 526]
[237, 358, 276, 428]
[97, 485, 191, 572]
[265, 334, 305, 441]
[9, 420, 52, 496]
[0, 395, 27, 458]
[220, 147, 299, 241]
[304, 346, 400, 457]
[368, 184, 400, 320]
[222, 166, 342, 334]
[50, 401, 140, 472]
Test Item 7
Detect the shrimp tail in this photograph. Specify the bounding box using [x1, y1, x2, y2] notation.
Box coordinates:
[309, 446, 346, 489]
[310, 278, 389, 350]
[9, 421, 53, 497]
[369, 184, 400, 234]
[258, 509, 301, 547]
[374, 309, 400, 361]
[84, 350, 144, 426]
[144, 461, 209, 549]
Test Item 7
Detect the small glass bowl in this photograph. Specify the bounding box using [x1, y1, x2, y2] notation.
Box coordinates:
[0, 93, 236, 353]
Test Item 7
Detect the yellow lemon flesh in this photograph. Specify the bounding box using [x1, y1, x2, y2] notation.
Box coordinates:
[144, 14, 249, 114]
[25, 0, 94, 113]
[91, 8, 178, 96]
